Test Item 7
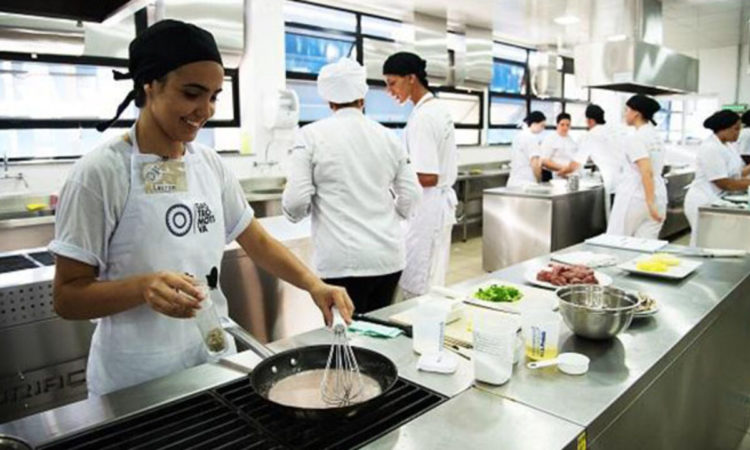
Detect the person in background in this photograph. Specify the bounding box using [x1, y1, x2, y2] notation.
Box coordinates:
[382, 51, 458, 298]
[507, 111, 546, 188]
[540, 112, 582, 178]
[283, 58, 421, 312]
[606, 94, 667, 238]
[50, 20, 353, 396]
[737, 111, 750, 164]
[684, 110, 749, 246]
[576, 104, 625, 221]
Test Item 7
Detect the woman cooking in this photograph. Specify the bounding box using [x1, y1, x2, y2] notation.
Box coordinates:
[507, 111, 546, 188]
[684, 110, 748, 246]
[606, 94, 667, 238]
[540, 112, 582, 179]
[49, 20, 354, 396]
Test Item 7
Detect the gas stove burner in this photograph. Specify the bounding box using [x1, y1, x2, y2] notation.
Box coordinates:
[0, 436, 32, 450]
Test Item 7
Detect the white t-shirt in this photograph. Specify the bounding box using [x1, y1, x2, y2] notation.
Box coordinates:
[577, 124, 626, 192]
[541, 132, 580, 176]
[619, 123, 667, 200]
[692, 133, 745, 198]
[404, 92, 458, 189]
[49, 135, 253, 269]
[737, 128, 750, 156]
[283, 108, 421, 278]
[508, 127, 543, 187]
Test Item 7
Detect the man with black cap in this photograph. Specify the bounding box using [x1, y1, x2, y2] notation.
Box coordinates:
[606, 94, 667, 238]
[576, 104, 625, 221]
[382, 52, 458, 298]
[50, 20, 354, 396]
[283, 58, 421, 312]
[685, 110, 750, 246]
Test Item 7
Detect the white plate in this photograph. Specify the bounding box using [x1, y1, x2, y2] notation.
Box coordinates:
[617, 256, 702, 280]
[465, 280, 558, 314]
[585, 234, 668, 253]
[523, 266, 613, 290]
[723, 194, 749, 203]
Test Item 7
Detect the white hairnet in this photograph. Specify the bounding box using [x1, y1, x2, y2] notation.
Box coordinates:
[317, 57, 368, 104]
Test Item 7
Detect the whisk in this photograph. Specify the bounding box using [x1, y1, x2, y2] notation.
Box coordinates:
[320, 307, 364, 406]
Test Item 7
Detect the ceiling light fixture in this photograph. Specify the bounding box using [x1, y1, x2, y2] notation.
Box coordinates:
[553, 15, 579, 26]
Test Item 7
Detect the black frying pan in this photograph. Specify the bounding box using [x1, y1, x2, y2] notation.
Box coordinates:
[225, 322, 398, 420]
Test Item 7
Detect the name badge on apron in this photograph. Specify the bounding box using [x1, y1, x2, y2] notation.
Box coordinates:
[142, 160, 188, 194]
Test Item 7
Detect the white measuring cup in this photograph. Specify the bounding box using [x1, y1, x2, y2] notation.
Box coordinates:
[526, 352, 590, 375]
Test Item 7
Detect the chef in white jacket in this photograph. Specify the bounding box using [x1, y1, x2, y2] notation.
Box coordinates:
[283, 58, 421, 312]
[540, 112, 582, 178]
[507, 111, 546, 187]
[684, 110, 749, 246]
[576, 104, 625, 220]
[382, 52, 458, 298]
[49, 21, 353, 396]
[737, 111, 750, 164]
[606, 94, 667, 238]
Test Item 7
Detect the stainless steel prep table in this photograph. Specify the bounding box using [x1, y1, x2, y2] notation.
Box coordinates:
[0, 324, 585, 450]
[697, 204, 750, 250]
[374, 243, 750, 450]
[482, 185, 607, 271]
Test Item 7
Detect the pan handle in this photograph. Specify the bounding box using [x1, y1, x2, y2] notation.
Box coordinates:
[220, 316, 274, 359]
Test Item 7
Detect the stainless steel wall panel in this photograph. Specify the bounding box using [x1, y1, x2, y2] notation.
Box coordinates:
[461, 26, 493, 90]
[414, 12, 448, 86]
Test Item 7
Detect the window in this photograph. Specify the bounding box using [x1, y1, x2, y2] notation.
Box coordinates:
[287, 79, 331, 123]
[284, 1, 356, 32]
[487, 128, 520, 145]
[489, 97, 526, 126]
[564, 103, 588, 128]
[361, 16, 411, 41]
[364, 85, 412, 123]
[491, 61, 526, 94]
[455, 129, 480, 146]
[530, 100, 563, 123]
[434, 91, 481, 127]
[285, 30, 356, 75]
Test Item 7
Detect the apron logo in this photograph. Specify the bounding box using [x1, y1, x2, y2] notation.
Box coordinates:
[195, 202, 216, 233]
[165, 202, 215, 237]
[165, 204, 193, 237]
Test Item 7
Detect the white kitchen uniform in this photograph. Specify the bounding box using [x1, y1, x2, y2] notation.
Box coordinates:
[400, 93, 458, 297]
[577, 124, 626, 220]
[606, 123, 667, 238]
[49, 127, 253, 396]
[737, 128, 750, 156]
[541, 132, 580, 178]
[684, 134, 745, 246]
[283, 107, 421, 278]
[507, 128, 544, 187]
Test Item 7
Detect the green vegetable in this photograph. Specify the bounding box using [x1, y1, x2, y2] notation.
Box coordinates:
[474, 284, 523, 303]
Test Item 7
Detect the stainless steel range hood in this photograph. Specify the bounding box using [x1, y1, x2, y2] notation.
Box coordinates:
[574, 0, 698, 95]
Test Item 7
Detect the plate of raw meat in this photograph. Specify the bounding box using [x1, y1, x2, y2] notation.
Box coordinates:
[524, 263, 613, 290]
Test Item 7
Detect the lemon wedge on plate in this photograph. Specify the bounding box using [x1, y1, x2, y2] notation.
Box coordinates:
[636, 260, 668, 273]
[650, 253, 680, 266]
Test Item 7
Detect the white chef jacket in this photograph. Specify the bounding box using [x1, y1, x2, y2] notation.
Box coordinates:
[541, 132, 580, 177]
[684, 134, 745, 246]
[283, 107, 421, 279]
[577, 124, 626, 193]
[508, 128, 544, 187]
[617, 123, 667, 201]
[399, 92, 458, 296]
[737, 128, 750, 156]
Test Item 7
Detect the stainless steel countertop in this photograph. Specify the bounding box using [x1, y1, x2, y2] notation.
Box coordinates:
[456, 168, 510, 181]
[484, 184, 604, 200]
[699, 204, 750, 216]
[445, 243, 750, 440]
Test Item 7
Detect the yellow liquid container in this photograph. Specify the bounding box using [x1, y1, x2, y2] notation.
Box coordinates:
[525, 345, 559, 361]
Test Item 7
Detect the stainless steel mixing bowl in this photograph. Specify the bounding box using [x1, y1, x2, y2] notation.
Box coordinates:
[556, 285, 640, 340]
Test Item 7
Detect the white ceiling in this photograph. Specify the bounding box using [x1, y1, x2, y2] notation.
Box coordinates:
[312, 0, 750, 52]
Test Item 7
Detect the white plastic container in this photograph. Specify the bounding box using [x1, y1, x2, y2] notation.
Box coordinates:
[412, 304, 446, 355]
[473, 314, 516, 385]
[193, 284, 228, 356]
